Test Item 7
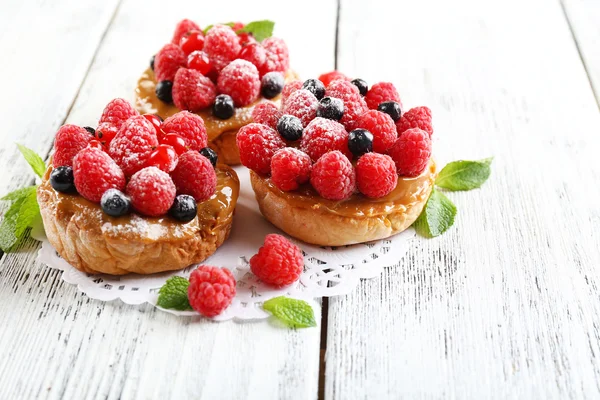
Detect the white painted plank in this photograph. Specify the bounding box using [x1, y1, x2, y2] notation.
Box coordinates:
[327, 0, 600, 398]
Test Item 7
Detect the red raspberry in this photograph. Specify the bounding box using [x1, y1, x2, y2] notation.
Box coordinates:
[72, 147, 126, 202]
[109, 115, 159, 177]
[161, 111, 208, 152]
[260, 37, 289, 76]
[217, 60, 261, 106]
[204, 25, 242, 72]
[396, 106, 433, 137]
[145, 144, 178, 173]
[356, 110, 397, 153]
[365, 82, 402, 110]
[172, 19, 200, 45]
[300, 117, 351, 161]
[310, 150, 356, 201]
[179, 30, 205, 56]
[154, 43, 187, 82]
[172, 68, 217, 112]
[238, 43, 266, 70]
[53, 124, 92, 167]
[251, 101, 282, 130]
[355, 153, 398, 198]
[318, 71, 349, 87]
[282, 89, 318, 127]
[171, 151, 217, 202]
[188, 265, 236, 317]
[236, 123, 285, 174]
[281, 80, 302, 106]
[96, 98, 139, 146]
[250, 234, 303, 287]
[388, 128, 432, 177]
[326, 79, 368, 131]
[187, 51, 212, 76]
[271, 148, 312, 191]
[232, 22, 245, 31]
[126, 167, 176, 216]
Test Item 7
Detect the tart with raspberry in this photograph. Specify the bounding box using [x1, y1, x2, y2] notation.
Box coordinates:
[37, 98, 239, 275]
[135, 19, 297, 165]
[239, 74, 436, 246]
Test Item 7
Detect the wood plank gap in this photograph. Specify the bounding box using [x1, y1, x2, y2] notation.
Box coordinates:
[318, 296, 329, 400]
[334, 0, 341, 70]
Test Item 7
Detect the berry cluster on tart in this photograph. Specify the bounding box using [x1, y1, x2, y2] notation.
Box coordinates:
[37, 98, 239, 275]
[135, 19, 297, 165]
[240, 72, 437, 246]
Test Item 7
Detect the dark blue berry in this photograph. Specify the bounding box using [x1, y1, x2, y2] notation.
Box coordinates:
[50, 166, 75, 193]
[100, 189, 131, 217]
[316, 97, 344, 121]
[348, 129, 373, 157]
[277, 114, 303, 141]
[351, 78, 368, 96]
[169, 194, 197, 222]
[302, 78, 325, 100]
[150, 55, 155, 71]
[155, 80, 173, 103]
[213, 94, 235, 119]
[378, 101, 402, 122]
[83, 126, 96, 135]
[261, 72, 285, 99]
[199, 147, 218, 167]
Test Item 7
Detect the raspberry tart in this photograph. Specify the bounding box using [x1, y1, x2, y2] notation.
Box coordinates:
[239, 74, 436, 246]
[135, 19, 298, 165]
[37, 98, 239, 275]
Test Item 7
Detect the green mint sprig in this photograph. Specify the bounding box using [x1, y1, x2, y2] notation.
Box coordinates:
[156, 276, 193, 311]
[263, 296, 317, 328]
[203, 20, 275, 42]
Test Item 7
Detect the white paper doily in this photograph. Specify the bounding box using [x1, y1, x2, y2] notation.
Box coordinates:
[35, 166, 415, 321]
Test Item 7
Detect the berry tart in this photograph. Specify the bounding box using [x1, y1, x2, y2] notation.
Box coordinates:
[135, 19, 298, 165]
[37, 98, 239, 275]
[239, 74, 436, 246]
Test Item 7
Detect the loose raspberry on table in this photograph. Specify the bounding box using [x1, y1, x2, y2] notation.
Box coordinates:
[172, 19, 201, 45]
[365, 82, 402, 110]
[251, 101, 282, 130]
[161, 111, 208, 152]
[217, 59, 261, 107]
[326, 79, 368, 131]
[260, 37, 290, 76]
[281, 80, 303, 106]
[271, 148, 312, 191]
[237, 123, 285, 174]
[126, 166, 176, 216]
[154, 43, 187, 82]
[396, 106, 433, 137]
[300, 117, 352, 161]
[170, 151, 217, 202]
[172, 68, 217, 112]
[356, 153, 398, 198]
[188, 265, 236, 317]
[109, 115, 159, 177]
[53, 124, 92, 167]
[73, 147, 126, 203]
[250, 234, 303, 287]
[204, 24, 242, 72]
[318, 71, 349, 87]
[281, 89, 319, 127]
[238, 43, 267, 70]
[356, 110, 397, 153]
[310, 150, 356, 201]
[96, 98, 139, 146]
[387, 128, 432, 177]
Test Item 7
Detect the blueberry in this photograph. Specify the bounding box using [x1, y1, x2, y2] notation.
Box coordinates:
[199, 147, 218, 167]
[83, 126, 96, 135]
[150, 55, 155, 71]
[316, 96, 344, 121]
[277, 115, 303, 141]
[261, 72, 285, 99]
[100, 189, 131, 217]
[50, 166, 75, 193]
[377, 101, 402, 122]
[213, 94, 235, 119]
[155, 80, 173, 103]
[348, 129, 373, 157]
[351, 78, 368, 96]
[169, 194, 197, 222]
[302, 78, 325, 100]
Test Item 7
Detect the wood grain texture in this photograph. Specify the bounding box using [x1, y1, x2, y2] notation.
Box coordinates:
[326, 0, 600, 398]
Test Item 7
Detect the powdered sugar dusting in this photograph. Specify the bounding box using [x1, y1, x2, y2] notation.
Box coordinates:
[281, 89, 318, 127]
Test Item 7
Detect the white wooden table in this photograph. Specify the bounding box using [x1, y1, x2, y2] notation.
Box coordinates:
[1, 0, 599, 398]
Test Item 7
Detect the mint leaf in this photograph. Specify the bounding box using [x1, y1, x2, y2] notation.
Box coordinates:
[436, 158, 492, 191]
[0, 186, 39, 251]
[157, 276, 192, 311]
[238, 20, 275, 42]
[414, 188, 457, 237]
[203, 22, 235, 34]
[17, 144, 46, 178]
[263, 296, 317, 328]
[2, 186, 35, 201]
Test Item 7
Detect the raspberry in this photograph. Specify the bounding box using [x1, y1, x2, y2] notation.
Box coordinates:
[365, 82, 402, 110]
[238, 43, 266, 70]
[126, 167, 176, 216]
[172, 68, 217, 112]
[188, 266, 236, 317]
[53, 125, 92, 167]
[355, 153, 398, 198]
[271, 148, 312, 191]
[250, 234, 303, 287]
[170, 151, 217, 202]
[251, 101, 282, 130]
[356, 110, 397, 153]
[236, 123, 285, 174]
[217, 59, 261, 106]
[318, 71, 349, 87]
[325, 79, 368, 131]
[310, 150, 356, 201]
[109, 115, 159, 177]
[300, 117, 351, 161]
[73, 147, 126, 202]
[395, 106, 433, 137]
[96, 98, 139, 146]
[204, 25, 242, 72]
[281, 80, 302, 106]
[388, 128, 432, 177]
[260, 37, 289, 76]
[154, 43, 187, 82]
[172, 19, 200, 45]
[281, 89, 318, 127]
[161, 111, 208, 152]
